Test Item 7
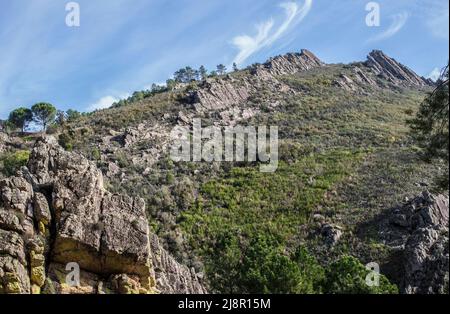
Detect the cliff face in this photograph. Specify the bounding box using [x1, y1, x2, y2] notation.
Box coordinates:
[381, 192, 449, 294]
[365, 50, 431, 87]
[0, 136, 206, 294]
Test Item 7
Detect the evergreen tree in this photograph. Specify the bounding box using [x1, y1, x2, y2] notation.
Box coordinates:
[217, 64, 227, 75]
[199, 65, 208, 80]
[31, 103, 57, 131]
[409, 64, 449, 189]
[8, 107, 33, 133]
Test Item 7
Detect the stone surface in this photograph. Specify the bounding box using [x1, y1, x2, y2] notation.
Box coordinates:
[383, 192, 449, 294]
[366, 50, 430, 87]
[0, 132, 7, 154]
[321, 223, 344, 246]
[260, 49, 323, 76]
[150, 234, 207, 294]
[190, 49, 324, 112]
[0, 136, 207, 294]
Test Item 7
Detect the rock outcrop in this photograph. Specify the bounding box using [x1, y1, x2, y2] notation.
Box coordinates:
[190, 49, 324, 111]
[0, 133, 11, 154]
[150, 234, 206, 294]
[383, 192, 449, 294]
[0, 136, 206, 294]
[365, 50, 430, 87]
[259, 49, 324, 76]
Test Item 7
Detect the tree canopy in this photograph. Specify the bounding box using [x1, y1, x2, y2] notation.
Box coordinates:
[8, 107, 33, 133]
[409, 64, 449, 189]
[31, 102, 57, 131]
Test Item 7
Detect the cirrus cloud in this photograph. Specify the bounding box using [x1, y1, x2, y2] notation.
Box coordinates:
[367, 12, 409, 43]
[231, 0, 312, 66]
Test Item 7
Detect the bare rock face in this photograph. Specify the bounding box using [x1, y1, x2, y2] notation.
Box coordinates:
[190, 49, 324, 111]
[0, 136, 206, 294]
[0, 132, 8, 154]
[260, 49, 324, 76]
[192, 76, 256, 111]
[384, 192, 449, 294]
[150, 234, 207, 294]
[366, 50, 430, 87]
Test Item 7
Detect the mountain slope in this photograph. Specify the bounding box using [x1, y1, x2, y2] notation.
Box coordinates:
[1, 49, 448, 294]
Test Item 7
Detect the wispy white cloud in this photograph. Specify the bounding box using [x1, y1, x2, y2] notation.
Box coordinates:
[427, 67, 442, 81]
[231, 0, 312, 66]
[367, 12, 409, 43]
[87, 94, 128, 112]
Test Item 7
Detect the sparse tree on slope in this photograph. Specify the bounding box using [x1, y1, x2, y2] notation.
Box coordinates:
[217, 64, 227, 75]
[409, 64, 449, 189]
[199, 65, 208, 80]
[31, 102, 57, 131]
[8, 107, 32, 133]
[66, 109, 81, 122]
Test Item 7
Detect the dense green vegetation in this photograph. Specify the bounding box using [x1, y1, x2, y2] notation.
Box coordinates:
[180, 151, 388, 293]
[0, 150, 30, 176]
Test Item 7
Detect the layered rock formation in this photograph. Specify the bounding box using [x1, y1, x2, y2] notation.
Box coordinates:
[190, 49, 324, 111]
[384, 192, 449, 294]
[0, 136, 206, 294]
[365, 50, 430, 87]
[260, 49, 324, 76]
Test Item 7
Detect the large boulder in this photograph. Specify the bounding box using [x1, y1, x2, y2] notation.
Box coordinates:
[0, 136, 207, 294]
[384, 192, 449, 294]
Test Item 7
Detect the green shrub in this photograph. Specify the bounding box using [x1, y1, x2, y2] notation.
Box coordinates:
[323, 256, 398, 294]
[0, 150, 31, 176]
[91, 147, 101, 161]
[239, 236, 318, 294]
[206, 232, 326, 294]
[58, 133, 74, 151]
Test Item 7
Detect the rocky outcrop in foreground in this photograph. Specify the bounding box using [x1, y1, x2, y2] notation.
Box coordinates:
[0, 137, 206, 294]
[384, 192, 449, 294]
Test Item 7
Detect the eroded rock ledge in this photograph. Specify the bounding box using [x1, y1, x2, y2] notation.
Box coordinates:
[0, 136, 206, 294]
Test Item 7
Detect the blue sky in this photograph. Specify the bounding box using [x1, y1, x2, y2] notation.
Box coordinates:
[0, 0, 448, 118]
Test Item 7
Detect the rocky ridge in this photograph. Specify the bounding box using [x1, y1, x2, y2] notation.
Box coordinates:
[190, 49, 322, 112]
[0, 136, 206, 294]
[365, 50, 432, 87]
[382, 192, 449, 294]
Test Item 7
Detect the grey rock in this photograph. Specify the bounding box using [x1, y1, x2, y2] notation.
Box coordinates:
[384, 192, 449, 294]
[261, 49, 324, 76]
[0, 136, 207, 294]
[149, 234, 207, 294]
[366, 50, 430, 87]
[321, 223, 343, 246]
